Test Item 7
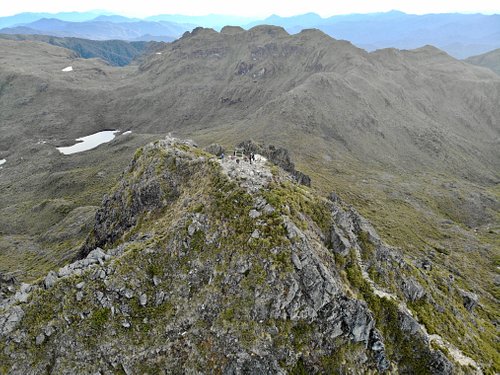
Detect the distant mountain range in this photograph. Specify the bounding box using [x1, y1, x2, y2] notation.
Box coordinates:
[0, 10, 499, 58]
[0, 18, 193, 42]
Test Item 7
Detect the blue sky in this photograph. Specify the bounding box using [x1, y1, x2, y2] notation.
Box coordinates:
[1, 0, 499, 17]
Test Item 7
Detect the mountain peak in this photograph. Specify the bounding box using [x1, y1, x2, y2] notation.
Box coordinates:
[220, 25, 245, 35]
[0, 136, 462, 373]
[248, 24, 289, 36]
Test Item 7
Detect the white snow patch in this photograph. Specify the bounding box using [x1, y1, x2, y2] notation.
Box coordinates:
[57, 130, 119, 155]
[0, 159, 6, 166]
[62, 66, 73, 72]
[122, 131, 132, 135]
[155, 52, 162, 55]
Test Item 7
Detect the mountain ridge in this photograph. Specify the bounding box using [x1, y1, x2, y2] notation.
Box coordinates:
[1, 11, 499, 57]
[0, 136, 463, 373]
[0, 27, 498, 372]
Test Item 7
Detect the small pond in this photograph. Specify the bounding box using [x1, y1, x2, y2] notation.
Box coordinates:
[57, 130, 119, 155]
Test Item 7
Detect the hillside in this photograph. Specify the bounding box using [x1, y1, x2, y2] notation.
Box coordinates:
[0, 34, 165, 66]
[0, 137, 481, 373]
[0, 28, 498, 372]
[465, 48, 500, 75]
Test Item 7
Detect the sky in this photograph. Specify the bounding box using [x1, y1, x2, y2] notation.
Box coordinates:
[1, 0, 499, 18]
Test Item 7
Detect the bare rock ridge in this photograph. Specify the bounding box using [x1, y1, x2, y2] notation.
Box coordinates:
[0, 137, 461, 373]
[236, 140, 311, 186]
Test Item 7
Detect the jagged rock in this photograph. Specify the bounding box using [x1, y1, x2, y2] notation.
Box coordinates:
[204, 143, 225, 156]
[44, 325, 55, 337]
[237, 140, 311, 186]
[459, 289, 479, 311]
[43, 271, 58, 289]
[0, 305, 24, 335]
[123, 289, 134, 299]
[152, 276, 160, 286]
[330, 223, 351, 255]
[401, 277, 426, 302]
[283, 216, 305, 240]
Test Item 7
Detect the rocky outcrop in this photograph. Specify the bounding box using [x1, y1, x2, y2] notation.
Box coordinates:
[80, 137, 211, 258]
[204, 143, 225, 156]
[237, 140, 311, 186]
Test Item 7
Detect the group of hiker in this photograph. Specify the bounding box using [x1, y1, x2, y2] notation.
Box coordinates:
[220, 149, 257, 164]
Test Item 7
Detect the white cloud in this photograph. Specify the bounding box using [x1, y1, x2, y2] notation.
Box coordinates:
[0, 0, 499, 18]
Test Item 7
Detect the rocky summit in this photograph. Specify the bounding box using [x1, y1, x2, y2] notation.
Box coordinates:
[1, 136, 483, 374]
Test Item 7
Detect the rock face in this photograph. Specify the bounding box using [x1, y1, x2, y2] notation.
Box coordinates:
[237, 140, 311, 186]
[203, 143, 225, 156]
[0, 137, 456, 373]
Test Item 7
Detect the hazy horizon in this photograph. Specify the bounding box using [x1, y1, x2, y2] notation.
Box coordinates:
[1, 0, 499, 18]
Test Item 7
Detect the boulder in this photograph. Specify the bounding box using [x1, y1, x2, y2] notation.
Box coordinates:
[43, 271, 58, 290]
[203, 143, 225, 156]
[459, 289, 479, 312]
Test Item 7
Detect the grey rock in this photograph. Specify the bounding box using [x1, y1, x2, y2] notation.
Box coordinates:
[88, 247, 108, 262]
[76, 292, 84, 302]
[44, 325, 55, 337]
[153, 276, 160, 286]
[237, 140, 311, 186]
[459, 289, 479, 312]
[249, 209, 261, 219]
[139, 293, 148, 306]
[204, 143, 225, 156]
[0, 305, 24, 335]
[283, 217, 304, 240]
[291, 252, 302, 270]
[76, 282, 85, 289]
[401, 277, 426, 302]
[330, 224, 351, 255]
[251, 229, 260, 239]
[58, 265, 72, 278]
[263, 204, 275, 214]
[123, 289, 134, 299]
[35, 333, 45, 346]
[14, 291, 29, 303]
[43, 271, 58, 290]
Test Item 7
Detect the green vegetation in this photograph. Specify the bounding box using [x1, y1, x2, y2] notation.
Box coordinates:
[0, 34, 159, 66]
[89, 308, 110, 330]
[344, 250, 434, 373]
